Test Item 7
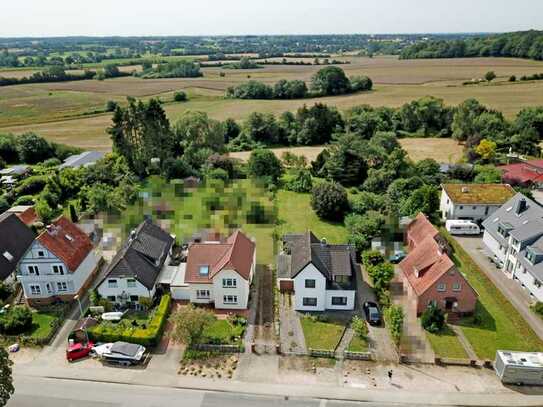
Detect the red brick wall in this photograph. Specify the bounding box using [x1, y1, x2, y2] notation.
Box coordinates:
[417, 269, 477, 316]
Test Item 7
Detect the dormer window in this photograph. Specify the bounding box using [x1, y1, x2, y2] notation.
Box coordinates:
[526, 248, 539, 265]
[3, 251, 13, 262]
[199, 265, 209, 276]
[497, 222, 513, 239]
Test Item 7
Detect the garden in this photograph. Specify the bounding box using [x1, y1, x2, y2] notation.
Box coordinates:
[0, 304, 66, 346]
[300, 315, 346, 351]
[87, 294, 171, 347]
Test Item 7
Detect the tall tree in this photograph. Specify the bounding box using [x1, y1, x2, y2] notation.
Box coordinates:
[0, 346, 14, 407]
[108, 98, 173, 176]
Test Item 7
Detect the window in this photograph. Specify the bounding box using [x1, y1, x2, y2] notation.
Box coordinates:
[29, 284, 41, 296]
[107, 296, 116, 302]
[427, 300, 437, 307]
[108, 279, 118, 288]
[37, 250, 45, 258]
[199, 265, 209, 276]
[130, 295, 139, 302]
[127, 279, 136, 288]
[52, 265, 64, 275]
[452, 283, 461, 292]
[459, 206, 464, 210]
[46, 283, 53, 294]
[223, 295, 238, 304]
[305, 279, 316, 288]
[302, 297, 317, 306]
[331, 296, 348, 306]
[196, 290, 210, 299]
[28, 265, 39, 275]
[222, 278, 237, 288]
[472, 206, 477, 210]
[56, 282, 68, 292]
[437, 283, 446, 292]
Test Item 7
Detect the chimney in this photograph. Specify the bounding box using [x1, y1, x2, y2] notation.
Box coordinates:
[321, 238, 327, 247]
[129, 229, 137, 242]
[461, 186, 469, 193]
[515, 198, 527, 215]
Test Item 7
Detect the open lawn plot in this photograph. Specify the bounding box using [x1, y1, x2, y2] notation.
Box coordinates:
[425, 325, 468, 359]
[276, 190, 348, 244]
[101, 177, 277, 265]
[300, 316, 346, 351]
[229, 146, 325, 163]
[444, 232, 543, 360]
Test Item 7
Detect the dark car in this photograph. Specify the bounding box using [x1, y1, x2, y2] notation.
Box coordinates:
[389, 251, 406, 264]
[363, 301, 381, 326]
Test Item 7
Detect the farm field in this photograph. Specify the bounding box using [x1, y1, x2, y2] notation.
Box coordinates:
[1, 56, 543, 153]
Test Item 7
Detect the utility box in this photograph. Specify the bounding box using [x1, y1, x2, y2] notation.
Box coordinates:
[495, 350, 543, 385]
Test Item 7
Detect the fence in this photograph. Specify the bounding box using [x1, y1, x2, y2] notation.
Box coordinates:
[192, 343, 243, 353]
[309, 348, 336, 359]
[344, 350, 373, 361]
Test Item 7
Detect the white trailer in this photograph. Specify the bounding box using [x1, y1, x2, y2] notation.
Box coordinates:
[445, 219, 481, 235]
[495, 350, 543, 385]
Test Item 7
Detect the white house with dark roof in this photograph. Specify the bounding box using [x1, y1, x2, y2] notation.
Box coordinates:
[277, 232, 358, 311]
[482, 193, 543, 301]
[96, 219, 174, 310]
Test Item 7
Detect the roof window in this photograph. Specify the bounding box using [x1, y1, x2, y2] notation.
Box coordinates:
[3, 251, 13, 262]
[199, 265, 209, 276]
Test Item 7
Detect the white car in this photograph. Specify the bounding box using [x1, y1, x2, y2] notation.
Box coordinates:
[92, 342, 146, 366]
[101, 311, 127, 321]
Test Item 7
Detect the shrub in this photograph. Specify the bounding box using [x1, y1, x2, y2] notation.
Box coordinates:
[173, 91, 187, 102]
[0, 282, 13, 302]
[0, 306, 33, 335]
[532, 301, 543, 317]
[311, 181, 349, 221]
[351, 315, 368, 339]
[207, 168, 229, 182]
[16, 133, 53, 164]
[421, 304, 446, 333]
[384, 305, 404, 346]
[105, 100, 119, 112]
[247, 148, 283, 183]
[361, 250, 385, 268]
[285, 168, 313, 193]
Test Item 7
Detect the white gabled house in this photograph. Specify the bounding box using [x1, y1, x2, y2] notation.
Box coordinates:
[17, 216, 101, 306]
[277, 232, 358, 311]
[96, 219, 174, 310]
[180, 230, 256, 310]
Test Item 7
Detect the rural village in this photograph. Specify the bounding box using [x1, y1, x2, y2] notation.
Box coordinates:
[1, 24, 543, 407]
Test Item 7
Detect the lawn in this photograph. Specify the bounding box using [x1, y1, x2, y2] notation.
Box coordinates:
[276, 190, 348, 244]
[347, 335, 368, 352]
[202, 319, 246, 345]
[29, 311, 60, 340]
[425, 325, 468, 359]
[443, 231, 543, 360]
[300, 316, 346, 351]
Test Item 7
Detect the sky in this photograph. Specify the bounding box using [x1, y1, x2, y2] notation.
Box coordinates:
[1, 0, 543, 37]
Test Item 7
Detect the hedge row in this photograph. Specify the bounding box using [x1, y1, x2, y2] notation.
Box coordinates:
[88, 294, 171, 347]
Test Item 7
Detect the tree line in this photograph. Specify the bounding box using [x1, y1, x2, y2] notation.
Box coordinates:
[400, 30, 543, 61]
[225, 66, 372, 100]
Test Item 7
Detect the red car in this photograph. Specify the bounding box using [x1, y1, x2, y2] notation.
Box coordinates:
[66, 341, 94, 362]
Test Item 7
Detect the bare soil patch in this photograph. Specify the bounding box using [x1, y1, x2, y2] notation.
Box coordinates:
[399, 138, 464, 163]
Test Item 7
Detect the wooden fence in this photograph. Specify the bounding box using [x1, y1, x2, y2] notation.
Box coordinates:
[344, 350, 373, 361]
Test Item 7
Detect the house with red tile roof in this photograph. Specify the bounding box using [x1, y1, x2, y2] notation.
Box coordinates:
[17, 216, 101, 306]
[182, 230, 256, 309]
[498, 160, 543, 188]
[400, 213, 477, 316]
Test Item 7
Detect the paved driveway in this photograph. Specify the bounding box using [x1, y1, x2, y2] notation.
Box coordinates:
[453, 235, 543, 341]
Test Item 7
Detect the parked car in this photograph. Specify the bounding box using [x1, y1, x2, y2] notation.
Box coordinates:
[389, 251, 406, 264]
[66, 341, 94, 362]
[91, 341, 146, 366]
[363, 301, 381, 326]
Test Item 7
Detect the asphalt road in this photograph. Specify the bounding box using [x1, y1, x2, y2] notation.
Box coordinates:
[7, 376, 430, 407]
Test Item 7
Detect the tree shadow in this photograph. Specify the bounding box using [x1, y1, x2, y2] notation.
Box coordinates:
[456, 300, 496, 332]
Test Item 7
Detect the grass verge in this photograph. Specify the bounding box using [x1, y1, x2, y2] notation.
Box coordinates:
[347, 335, 368, 352]
[300, 316, 345, 350]
[425, 325, 468, 359]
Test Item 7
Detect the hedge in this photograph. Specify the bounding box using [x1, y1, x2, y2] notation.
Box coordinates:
[88, 294, 171, 347]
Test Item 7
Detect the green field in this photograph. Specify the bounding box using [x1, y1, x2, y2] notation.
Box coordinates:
[443, 231, 543, 360]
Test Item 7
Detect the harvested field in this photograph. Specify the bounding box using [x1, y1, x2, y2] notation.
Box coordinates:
[399, 138, 464, 163]
[229, 146, 325, 163]
[1, 56, 543, 151]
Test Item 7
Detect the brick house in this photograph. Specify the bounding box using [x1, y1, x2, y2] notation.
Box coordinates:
[400, 213, 477, 316]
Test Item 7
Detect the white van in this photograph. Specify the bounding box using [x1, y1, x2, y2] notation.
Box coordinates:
[446, 219, 481, 235]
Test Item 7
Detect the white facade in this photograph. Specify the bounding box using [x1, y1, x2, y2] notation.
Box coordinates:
[18, 241, 99, 300]
[292, 263, 355, 311]
[97, 276, 155, 305]
[483, 231, 507, 263]
[515, 264, 543, 301]
[440, 190, 499, 222]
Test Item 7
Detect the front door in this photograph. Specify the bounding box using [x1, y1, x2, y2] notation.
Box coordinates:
[445, 299, 455, 310]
